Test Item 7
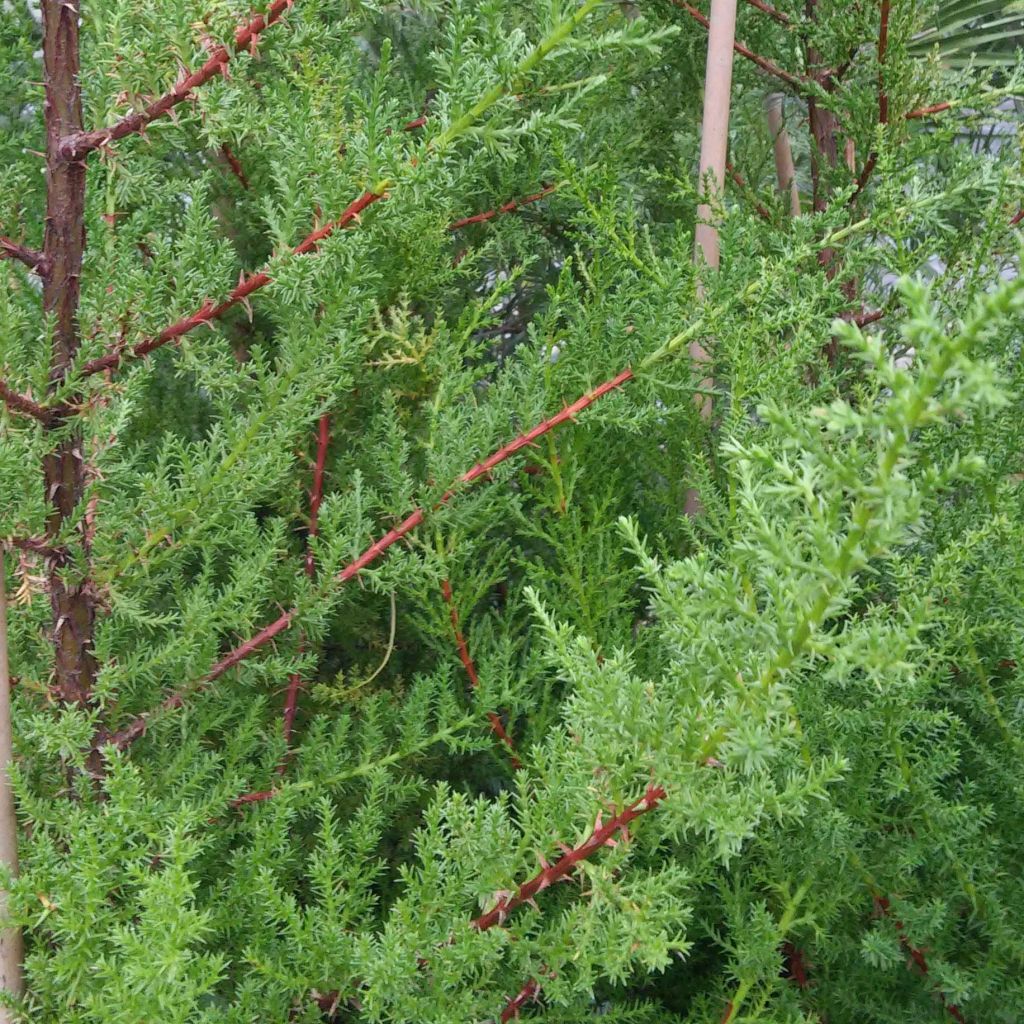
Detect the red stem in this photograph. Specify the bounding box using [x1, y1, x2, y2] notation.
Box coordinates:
[1010, 209, 1023, 227]
[904, 100, 952, 120]
[77, 190, 386, 379]
[742, 0, 790, 26]
[107, 610, 295, 748]
[228, 788, 277, 808]
[60, 180, 547, 395]
[850, 0, 891, 202]
[280, 412, 331, 747]
[670, 0, 804, 89]
[725, 162, 773, 222]
[5, 537, 66, 559]
[470, 784, 666, 932]
[0, 236, 48, 274]
[781, 941, 811, 989]
[873, 896, 966, 1023]
[305, 413, 330, 579]
[448, 186, 556, 231]
[852, 308, 885, 328]
[500, 978, 541, 1023]
[0, 380, 53, 424]
[440, 579, 522, 768]
[107, 368, 634, 749]
[61, 0, 298, 160]
[221, 144, 251, 189]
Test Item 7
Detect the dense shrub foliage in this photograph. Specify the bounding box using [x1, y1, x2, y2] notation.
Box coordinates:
[1, 0, 1023, 1021]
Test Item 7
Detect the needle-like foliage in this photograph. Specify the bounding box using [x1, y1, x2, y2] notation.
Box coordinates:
[1, 1, 1023, 1022]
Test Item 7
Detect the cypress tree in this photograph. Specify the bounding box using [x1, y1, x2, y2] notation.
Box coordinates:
[1, 1, 1023, 1021]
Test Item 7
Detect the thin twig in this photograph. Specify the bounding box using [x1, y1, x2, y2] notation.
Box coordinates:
[4, 536, 66, 561]
[850, 0, 891, 202]
[500, 978, 541, 1023]
[725, 161, 773, 221]
[670, 0, 804, 89]
[76, 190, 386, 380]
[741, 0, 790, 25]
[220, 144, 251, 189]
[873, 897, 967, 1023]
[0, 237, 48, 275]
[904, 100, 952, 120]
[851, 307, 884, 328]
[305, 412, 330, 578]
[448, 186, 556, 230]
[0, 380, 53, 424]
[470, 785, 666, 931]
[280, 412, 331, 748]
[441, 580, 522, 768]
[60, 0, 299, 160]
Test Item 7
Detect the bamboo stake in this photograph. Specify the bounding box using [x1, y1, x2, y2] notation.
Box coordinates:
[764, 93, 800, 217]
[689, 0, 737, 514]
[0, 553, 25, 1020]
[694, 0, 739, 275]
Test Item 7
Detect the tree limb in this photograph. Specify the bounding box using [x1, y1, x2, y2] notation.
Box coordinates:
[60, 0, 299, 160]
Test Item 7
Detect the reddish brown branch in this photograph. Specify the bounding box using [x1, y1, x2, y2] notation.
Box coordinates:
[742, 0, 790, 26]
[42, 0, 99, 707]
[0, 380, 53, 424]
[106, 610, 296, 748]
[448, 186, 556, 231]
[280, 412, 331, 748]
[725, 162, 773, 222]
[440, 579, 522, 768]
[60, 0, 298, 160]
[1010, 209, 1023, 227]
[220, 144, 250, 189]
[876, 0, 891, 126]
[0, 237, 48, 275]
[904, 100, 952, 120]
[850, 0, 891, 202]
[304, 413, 330, 579]
[229, 789, 277, 807]
[4, 536, 66, 560]
[456, 369, 634, 487]
[105, 368, 634, 750]
[77, 190, 386, 379]
[852, 308, 884, 328]
[873, 897, 966, 1024]
[500, 978, 541, 1023]
[781, 942, 811, 989]
[670, 0, 804, 89]
[470, 784, 665, 931]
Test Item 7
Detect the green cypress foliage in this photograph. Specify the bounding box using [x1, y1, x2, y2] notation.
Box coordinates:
[1, 1, 1023, 1021]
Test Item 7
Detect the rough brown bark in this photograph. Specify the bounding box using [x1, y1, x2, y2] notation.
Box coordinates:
[41, 0, 97, 706]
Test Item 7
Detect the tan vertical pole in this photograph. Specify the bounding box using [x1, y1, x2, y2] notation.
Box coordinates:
[691, 0, 737, 416]
[0, 552, 24, 1021]
[694, 0, 739, 276]
[687, 0, 737, 515]
[765, 92, 801, 217]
